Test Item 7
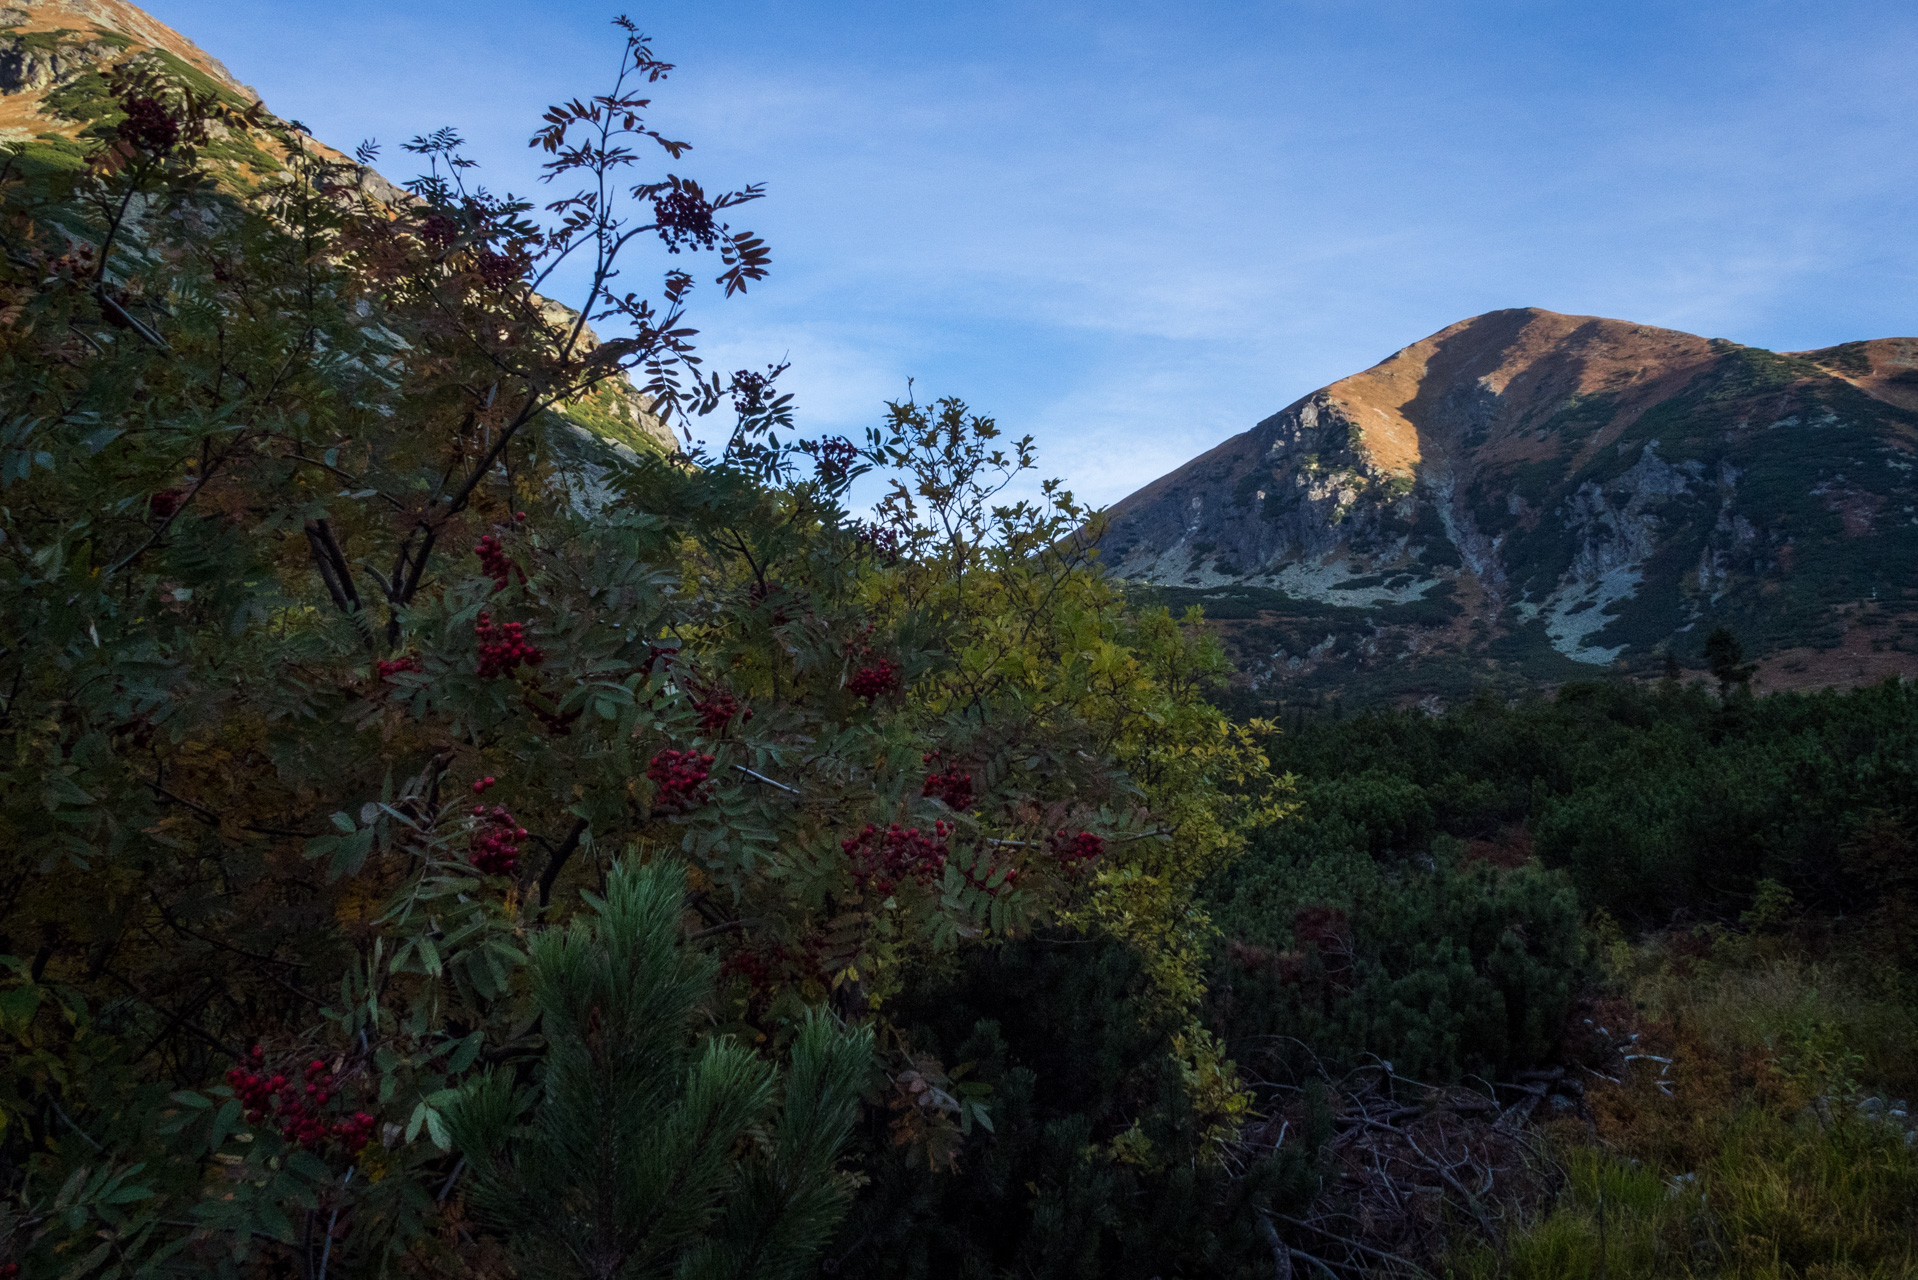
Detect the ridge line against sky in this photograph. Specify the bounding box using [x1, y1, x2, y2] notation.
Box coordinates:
[144, 0, 1918, 506]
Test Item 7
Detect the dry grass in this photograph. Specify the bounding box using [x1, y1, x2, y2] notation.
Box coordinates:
[1445, 934, 1918, 1279]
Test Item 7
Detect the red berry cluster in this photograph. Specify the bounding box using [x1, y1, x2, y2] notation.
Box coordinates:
[850, 521, 902, 564]
[965, 860, 1019, 897]
[847, 659, 900, 701]
[468, 803, 525, 876]
[920, 753, 975, 811]
[842, 821, 950, 894]
[225, 1046, 374, 1154]
[745, 581, 792, 625]
[334, 1109, 377, 1153]
[694, 689, 751, 733]
[720, 935, 823, 999]
[730, 367, 770, 414]
[813, 435, 859, 482]
[149, 487, 186, 520]
[648, 750, 715, 812]
[376, 655, 422, 680]
[475, 246, 530, 290]
[1049, 829, 1105, 869]
[475, 611, 544, 678]
[117, 94, 180, 154]
[420, 212, 458, 251]
[42, 243, 98, 289]
[474, 533, 526, 591]
[0, 1262, 18, 1278]
[654, 188, 719, 252]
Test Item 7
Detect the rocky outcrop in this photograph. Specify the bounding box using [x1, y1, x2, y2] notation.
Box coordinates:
[0, 32, 112, 92]
[1103, 309, 1918, 703]
[0, 0, 252, 96]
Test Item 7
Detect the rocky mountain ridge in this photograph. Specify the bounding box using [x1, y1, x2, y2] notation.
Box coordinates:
[1102, 308, 1918, 706]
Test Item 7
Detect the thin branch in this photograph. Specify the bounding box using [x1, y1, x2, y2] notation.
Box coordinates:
[685, 918, 759, 942]
[305, 520, 357, 614]
[536, 818, 590, 907]
[284, 453, 407, 511]
[317, 1167, 353, 1280]
[49, 1096, 104, 1151]
[732, 764, 797, 794]
[1276, 1215, 1435, 1279]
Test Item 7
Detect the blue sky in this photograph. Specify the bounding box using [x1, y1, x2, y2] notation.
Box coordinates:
[146, 0, 1918, 506]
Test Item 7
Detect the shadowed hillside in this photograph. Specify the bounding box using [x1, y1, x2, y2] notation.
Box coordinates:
[0, 0, 676, 456]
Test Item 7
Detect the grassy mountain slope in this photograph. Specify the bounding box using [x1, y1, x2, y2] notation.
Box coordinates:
[0, 0, 675, 456]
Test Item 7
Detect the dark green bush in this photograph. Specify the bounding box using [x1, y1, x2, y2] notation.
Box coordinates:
[1239, 678, 1918, 927]
[1209, 855, 1585, 1083]
[1204, 675, 1918, 1089]
[830, 934, 1315, 1280]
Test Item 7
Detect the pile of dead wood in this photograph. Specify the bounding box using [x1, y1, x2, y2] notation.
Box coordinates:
[1233, 1058, 1595, 1278]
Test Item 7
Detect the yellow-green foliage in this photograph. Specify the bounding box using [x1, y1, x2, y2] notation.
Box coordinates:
[844, 399, 1294, 1144]
[861, 400, 1294, 1019]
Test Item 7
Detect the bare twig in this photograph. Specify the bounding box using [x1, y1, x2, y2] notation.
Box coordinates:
[685, 918, 760, 941]
[733, 764, 798, 794]
[1406, 1131, 1501, 1248]
[1258, 1213, 1294, 1280]
[316, 1167, 353, 1280]
[48, 1096, 104, 1151]
[1276, 1214, 1435, 1279]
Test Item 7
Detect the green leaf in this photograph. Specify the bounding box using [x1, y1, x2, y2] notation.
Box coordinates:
[254, 1196, 296, 1243]
[286, 1150, 332, 1181]
[0, 982, 44, 1028]
[207, 1097, 242, 1152]
[54, 1164, 89, 1211]
[447, 1029, 484, 1073]
[58, 1239, 112, 1280]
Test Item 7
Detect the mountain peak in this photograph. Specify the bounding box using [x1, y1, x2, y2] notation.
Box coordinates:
[1104, 310, 1918, 705]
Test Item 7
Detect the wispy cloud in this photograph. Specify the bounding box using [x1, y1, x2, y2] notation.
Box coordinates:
[149, 0, 1918, 505]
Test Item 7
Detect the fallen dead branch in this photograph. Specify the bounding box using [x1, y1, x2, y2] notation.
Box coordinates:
[1233, 1062, 1581, 1275]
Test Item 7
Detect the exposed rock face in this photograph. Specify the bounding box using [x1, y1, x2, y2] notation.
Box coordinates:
[1103, 309, 1918, 704]
[0, 34, 110, 92]
[0, 0, 256, 141]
